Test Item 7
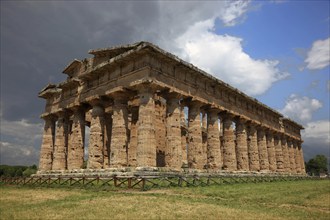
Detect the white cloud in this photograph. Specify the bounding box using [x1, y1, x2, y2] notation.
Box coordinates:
[175, 19, 288, 96]
[218, 0, 250, 26]
[280, 94, 323, 123]
[0, 115, 43, 165]
[302, 120, 330, 160]
[1, 117, 43, 142]
[303, 120, 330, 142]
[305, 37, 330, 70]
[0, 141, 39, 165]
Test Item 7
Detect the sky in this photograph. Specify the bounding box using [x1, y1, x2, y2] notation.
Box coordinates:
[0, 0, 329, 166]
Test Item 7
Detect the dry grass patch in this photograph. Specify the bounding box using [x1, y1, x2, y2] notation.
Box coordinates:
[0, 180, 329, 220]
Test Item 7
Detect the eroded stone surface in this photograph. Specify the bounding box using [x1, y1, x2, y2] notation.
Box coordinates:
[38, 42, 305, 175]
[88, 105, 105, 169]
[52, 113, 68, 170]
[281, 137, 291, 173]
[257, 128, 269, 171]
[165, 96, 182, 169]
[274, 134, 285, 172]
[188, 101, 204, 169]
[39, 116, 56, 171]
[247, 125, 260, 171]
[110, 98, 129, 167]
[235, 119, 249, 171]
[266, 132, 276, 172]
[221, 115, 237, 171]
[207, 109, 222, 169]
[136, 88, 156, 167]
[67, 109, 85, 170]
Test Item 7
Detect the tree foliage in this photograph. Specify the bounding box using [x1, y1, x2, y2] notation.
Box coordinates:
[306, 154, 328, 176]
[0, 165, 38, 177]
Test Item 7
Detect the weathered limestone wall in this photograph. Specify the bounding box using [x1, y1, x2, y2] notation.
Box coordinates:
[266, 132, 277, 172]
[288, 140, 296, 173]
[155, 99, 166, 167]
[128, 108, 138, 167]
[274, 134, 284, 172]
[165, 95, 182, 169]
[206, 109, 222, 169]
[110, 97, 129, 167]
[38, 42, 305, 175]
[103, 113, 112, 168]
[221, 115, 237, 171]
[294, 141, 301, 173]
[281, 137, 291, 172]
[136, 88, 156, 167]
[247, 124, 260, 171]
[88, 105, 105, 169]
[235, 119, 249, 171]
[188, 102, 204, 169]
[52, 112, 68, 170]
[299, 147, 306, 173]
[67, 108, 85, 170]
[180, 105, 188, 167]
[39, 116, 56, 171]
[257, 128, 269, 171]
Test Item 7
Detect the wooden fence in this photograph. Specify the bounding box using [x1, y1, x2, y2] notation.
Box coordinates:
[0, 175, 323, 190]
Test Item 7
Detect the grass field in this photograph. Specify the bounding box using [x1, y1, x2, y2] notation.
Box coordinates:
[0, 180, 329, 219]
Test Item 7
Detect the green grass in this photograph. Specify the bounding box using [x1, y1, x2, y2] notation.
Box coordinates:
[0, 180, 329, 219]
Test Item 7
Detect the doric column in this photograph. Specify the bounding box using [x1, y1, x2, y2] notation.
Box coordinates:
[299, 144, 306, 173]
[206, 108, 222, 169]
[187, 101, 204, 169]
[181, 104, 188, 167]
[67, 107, 85, 170]
[88, 104, 105, 169]
[110, 96, 129, 167]
[136, 87, 156, 167]
[266, 131, 276, 172]
[235, 118, 249, 171]
[281, 135, 290, 172]
[39, 115, 56, 171]
[103, 113, 112, 168]
[202, 110, 207, 130]
[274, 134, 285, 172]
[52, 111, 69, 170]
[293, 140, 301, 173]
[221, 113, 237, 171]
[257, 127, 269, 171]
[155, 98, 166, 167]
[247, 123, 260, 171]
[287, 139, 296, 173]
[128, 107, 138, 167]
[165, 93, 182, 170]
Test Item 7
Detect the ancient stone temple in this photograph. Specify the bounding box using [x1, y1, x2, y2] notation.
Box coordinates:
[38, 42, 305, 175]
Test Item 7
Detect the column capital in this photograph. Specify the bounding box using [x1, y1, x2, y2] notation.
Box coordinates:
[41, 113, 57, 121]
[165, 92, 181, 100]
[91, 105, 104, 117]
[206, 107, 221, 114]
[266, 131, 274, 140]
[219, 111, 235, 120]
[188, 99, 203, 108]
[281, 135, 287, 143]
[55, 109, 70, 118]
[70, 105, 87, 113]
[234, 115, 249, 124]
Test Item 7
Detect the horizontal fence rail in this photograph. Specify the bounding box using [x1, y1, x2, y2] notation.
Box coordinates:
[0, 175, 326, 191]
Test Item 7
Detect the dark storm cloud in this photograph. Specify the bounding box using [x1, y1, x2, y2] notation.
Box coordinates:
[1, 1, 227, 122]
[2, 1, 325, 166]
[0, 1, 163, 123]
